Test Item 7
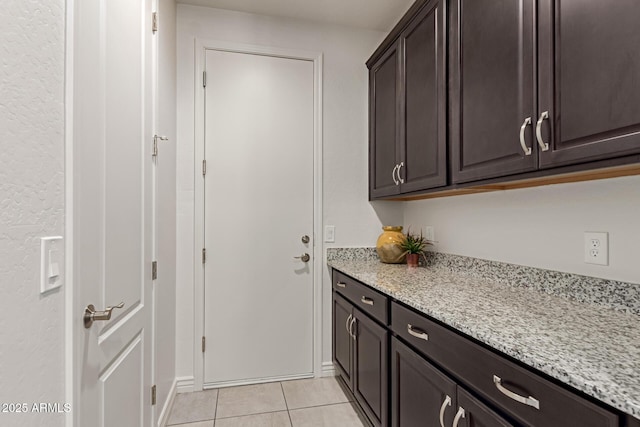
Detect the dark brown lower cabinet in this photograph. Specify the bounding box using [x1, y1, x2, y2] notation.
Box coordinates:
[391, 337, 512, 427]
[333, 293, 353, 386]
[333, 291, 389, 427]
[353, 307, 389, 427]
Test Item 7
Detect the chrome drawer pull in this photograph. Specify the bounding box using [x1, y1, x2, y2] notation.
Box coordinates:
[361, 296, 374, 306]
[407, 324, 429, 341]
[519, 117, 532, 155]
[452, 407, 465, 427]
[439, 395, 451, 427]
[535, 111, 549, 151]
[493, 375, 540, 410]
[336, 282, 346, 288]
[397, 161, 405, 184]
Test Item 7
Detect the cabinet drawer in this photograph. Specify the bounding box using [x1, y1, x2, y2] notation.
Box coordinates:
[333, 270, 389, 325]
[391, 302, 618, 427]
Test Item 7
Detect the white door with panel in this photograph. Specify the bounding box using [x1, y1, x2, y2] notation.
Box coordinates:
[73, 0, 153, 426]
[203, 49, 315, 385]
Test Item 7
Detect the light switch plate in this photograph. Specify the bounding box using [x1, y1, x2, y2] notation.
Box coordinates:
[424, 226, 435, 242]
[324, 225, 335, 243]
[41, 236, 63, 294]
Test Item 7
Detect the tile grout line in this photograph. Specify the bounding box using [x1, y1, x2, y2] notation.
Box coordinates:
[214, 388, 220, 421]
[280, 381, 294, 427]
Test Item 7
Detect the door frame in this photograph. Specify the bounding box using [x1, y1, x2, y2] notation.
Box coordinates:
[193, 39, 324, 391]
[64, 1, 75, 426]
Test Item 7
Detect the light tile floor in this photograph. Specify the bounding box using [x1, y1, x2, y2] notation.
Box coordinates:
[167, 377, 367, 427]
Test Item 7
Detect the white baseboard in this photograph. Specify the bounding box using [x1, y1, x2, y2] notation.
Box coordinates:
[321, 361, 335, 377]
[204, 373, 313, 389]
[157, 378, 177, 427]
[176, 376, 195, 393]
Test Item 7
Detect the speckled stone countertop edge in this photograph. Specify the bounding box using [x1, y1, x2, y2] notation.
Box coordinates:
[326, 247, 640, 315]
[326, 248, 640, 420]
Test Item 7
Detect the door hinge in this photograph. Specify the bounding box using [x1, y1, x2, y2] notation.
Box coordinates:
[151, 261, 158, 280]
[153, 135, 168, 159]
[151, 385, 157, 405]
[152, 12, 158, 33]
[202, 160, 207, 176]
[203, 71, 207, 88]
[202, 248, 207, 264]
[202, 336, 206, 353]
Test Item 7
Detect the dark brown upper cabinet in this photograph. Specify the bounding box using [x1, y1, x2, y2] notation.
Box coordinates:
[537, 0, 640, 168]
[451, 0, 640, 184]
[369, 0, 446, 199]
[369, 41, 402, 198]
[450, 0, 537, 184]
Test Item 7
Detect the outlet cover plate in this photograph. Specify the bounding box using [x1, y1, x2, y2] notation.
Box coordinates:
[584, 232, 608, 266]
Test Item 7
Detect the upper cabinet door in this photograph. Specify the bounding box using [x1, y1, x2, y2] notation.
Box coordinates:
[399, 0, 447, 192]
[450, 0, 536, 183]
[538, 0, 640, 168]
[369, 42, 402, 199]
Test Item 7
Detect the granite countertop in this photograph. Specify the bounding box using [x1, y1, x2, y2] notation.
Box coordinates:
[327, 250, 640, 420]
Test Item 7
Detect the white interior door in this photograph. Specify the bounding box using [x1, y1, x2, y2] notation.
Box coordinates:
[73, 0, 153, 425]
[203, 49, 315, 386]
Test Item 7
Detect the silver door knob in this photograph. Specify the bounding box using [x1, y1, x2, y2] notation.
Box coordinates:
[84, 302, 125, 328]
[294, 253, 310, 263]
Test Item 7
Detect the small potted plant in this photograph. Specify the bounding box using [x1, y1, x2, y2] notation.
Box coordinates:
[400, 229, 432, 268]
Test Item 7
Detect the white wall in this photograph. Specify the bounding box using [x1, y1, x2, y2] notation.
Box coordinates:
[404, 175, 640, 284]
[176, 5, 402, 384]
[0, 1, 66, 426]
[155, 0, 178, 423]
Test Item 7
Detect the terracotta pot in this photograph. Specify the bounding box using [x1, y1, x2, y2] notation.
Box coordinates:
[376, 226, 406, 264]
[406, 253, 420, 268]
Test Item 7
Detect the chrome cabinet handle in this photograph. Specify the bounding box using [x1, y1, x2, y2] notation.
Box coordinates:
[439, 395, 452, 427]
[407, 324, 429, 341]
[493, 375, 540, 410]
[84, 302, 125, 328]
[535, 111, 549, 151]
[452, 407, 465, 427]
[294, 253, 310, 262]
[349, 317, 356, 339]
[519, 117, 532, 155]
[361, 296, 374, 306]
[344, 314, 353, 336]
[391, 164, 399, 185]
[336, 282, 346, 288]
[397, 161, 405, 184]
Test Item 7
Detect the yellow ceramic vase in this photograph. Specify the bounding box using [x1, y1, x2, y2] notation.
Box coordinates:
[376, 226, 407, 264]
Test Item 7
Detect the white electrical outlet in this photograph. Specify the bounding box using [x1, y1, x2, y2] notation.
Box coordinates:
[584, 232, 608, 266]
[324, 225, 335, 243]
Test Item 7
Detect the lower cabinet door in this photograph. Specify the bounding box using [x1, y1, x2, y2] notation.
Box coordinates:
[456, 388, 513, 427]
[353, 307, 388, 427]
[391, 337, 457, 427]
[333, 292, 353, 387]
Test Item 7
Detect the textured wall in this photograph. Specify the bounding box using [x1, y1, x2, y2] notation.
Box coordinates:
[175, 5, 398, 386]
[0, 1, 66, 426]
[404, 175, 640, 284]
